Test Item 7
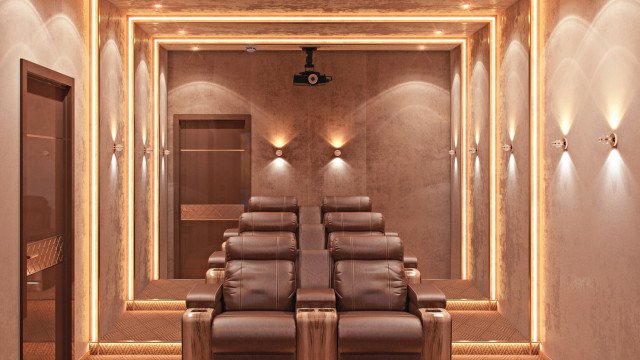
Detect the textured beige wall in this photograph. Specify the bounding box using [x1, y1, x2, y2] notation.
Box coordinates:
[133, 25, 153, 296]
[468, 26, 491, 297]
[165, 50, 452, 278]
[540, 0, 640, 358]
[497, 0, 531, 338]
[98, 0, 128, 336]
[0, 0, 91, 358]
[450, 47, 462, 279]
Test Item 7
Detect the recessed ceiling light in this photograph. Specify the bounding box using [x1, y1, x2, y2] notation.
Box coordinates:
[192, 46, 200, 51]
[245, 45, 257, 53]
[178, 30, 187, 35]
[418, 45, 426, 50]
[461, 3, 472, 10]
[153, 4, 163, 9]
[435, 30, 443, 35]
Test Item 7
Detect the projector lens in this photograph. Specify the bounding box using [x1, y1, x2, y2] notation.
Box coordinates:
[308, 73, 319, 85]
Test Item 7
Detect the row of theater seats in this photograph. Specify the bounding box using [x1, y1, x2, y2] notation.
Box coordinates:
[206, 196, 420, 285]
[183, 196, 451, 360]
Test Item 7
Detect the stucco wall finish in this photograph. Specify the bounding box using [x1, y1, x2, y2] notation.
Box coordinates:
[497, 0, 531, 339]
[99, 0, 128, 336]
[540, 0, 640, 358]
[165, 50, 452, 278]
[468, 26, 491, 298]
[134, 25, 154, 296]
[0, 0, 91, 358]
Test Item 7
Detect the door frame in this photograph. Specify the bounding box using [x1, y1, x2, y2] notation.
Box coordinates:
[171, 113, 251, 278]
[20, 59, 74, 360]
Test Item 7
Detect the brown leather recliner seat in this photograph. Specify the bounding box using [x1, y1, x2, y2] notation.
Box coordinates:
[187, 235, 299, 360]
[222, 195, 299, 242]
[207, 211, 298, 278]
[330, 235, 449, 360]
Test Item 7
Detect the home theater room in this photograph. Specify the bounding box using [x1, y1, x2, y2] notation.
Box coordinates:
[1, 0, 639, 359]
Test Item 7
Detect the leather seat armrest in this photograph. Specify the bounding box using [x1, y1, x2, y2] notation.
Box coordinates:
[298, 223, 326, 250]
[223, 228, 240, 241]
[403, 254, 418, 269]
[208, 250, 226, 268]
[186, 282, 223, 309]
[408, 282, 446, 309]
[296, 288, 336, 309]
[385, 231, 400, 237]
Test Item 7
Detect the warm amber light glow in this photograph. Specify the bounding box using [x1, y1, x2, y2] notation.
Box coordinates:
[91, 0, 99, 342]
[153, 40, 160, 280]
[127, 17, 135, 301]
[461, 41, 468, 280]
[531, 0, 540, 343]
[130, 15, 495, 23]
[489, 18, 497, 302]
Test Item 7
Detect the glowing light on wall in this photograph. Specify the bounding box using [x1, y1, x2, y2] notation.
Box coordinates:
[90, 0, 99, 342]
[127, 17, 135, 301]
[153, 40, 160, 280]
[130, 15, 495, 23]
[530, 0, 540, 343]
[489, 17, 497, 302]
[461, 40, 468, 280]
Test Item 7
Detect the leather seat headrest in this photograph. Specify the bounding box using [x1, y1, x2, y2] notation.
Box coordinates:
[226, 235, 297, 261]
[329, 235, 403, 261]
[248, 196, 298, 213]
[321, 196, 372, 213]
[323, 212, 384, 233]
[238, 212, 298, 233]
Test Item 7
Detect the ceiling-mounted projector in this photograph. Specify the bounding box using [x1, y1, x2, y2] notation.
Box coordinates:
[293, 47, 333, 86]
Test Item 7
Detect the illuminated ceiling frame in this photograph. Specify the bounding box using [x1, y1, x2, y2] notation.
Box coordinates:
[90, 0, 99, 343]
[122, 14, 498, 315]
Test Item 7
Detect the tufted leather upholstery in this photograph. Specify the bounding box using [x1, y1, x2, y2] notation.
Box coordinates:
[223, 236, 296, 312]
[331, 235, 406, 311]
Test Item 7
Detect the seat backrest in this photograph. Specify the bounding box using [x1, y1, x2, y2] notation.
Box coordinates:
[248, 196, 299, 214]
[224, 235, 297, 311]
[321, 196, 372, 215]
[238, 212, 298, 233]
[323, 212, 385, 234]
[330, 235, 406, 311]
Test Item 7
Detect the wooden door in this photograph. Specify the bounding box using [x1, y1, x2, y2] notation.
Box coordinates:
[174, 114, 251, 278]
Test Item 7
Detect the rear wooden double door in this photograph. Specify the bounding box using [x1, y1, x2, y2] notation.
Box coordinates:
[173, 114, 251, 278]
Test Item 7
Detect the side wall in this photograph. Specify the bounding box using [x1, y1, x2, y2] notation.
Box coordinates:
[165, 50, 453, 278]
[98, 0, 127, 336]
[497, 0, 532, 339]
[541, 0, 640, 358]
[133, 25, 153, 296]
[468, 26, 491, 297]
[0, 0, 91, 358]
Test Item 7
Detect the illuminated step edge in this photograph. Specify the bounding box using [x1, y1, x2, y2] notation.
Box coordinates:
[447, 300, 498, 311]
[126, 300, 186, 311]
[90, 341, 538, 356]
[89, 342, 181, 355]
[453, 342, 540, 355]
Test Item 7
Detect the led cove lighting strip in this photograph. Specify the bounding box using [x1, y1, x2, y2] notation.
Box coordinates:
[461, 41, 468, 280]
[490, 18, 497, 302]
[90, 0, 99, 342]
[127, 18, 135, 301]
[130, 15, 495, 23]
[153, 41, 160, 280]
[530, 0, 540, 343]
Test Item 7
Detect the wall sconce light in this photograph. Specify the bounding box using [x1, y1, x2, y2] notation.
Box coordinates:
[143, 147, 153, 156]
[275, 149, 284, 157]
[597, 132, 618, 148]
[163, 149, 171, 156]
[552, 137, 568, 151]
[113, 144, 124, 153]
[334, 149, 342, 157]
[449, 149, 457, 156]
[469, 147, 478, 155]
[502, 144, 513, 153]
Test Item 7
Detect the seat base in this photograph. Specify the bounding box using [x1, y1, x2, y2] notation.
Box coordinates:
[212, 311, 296, 355]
